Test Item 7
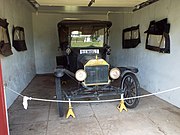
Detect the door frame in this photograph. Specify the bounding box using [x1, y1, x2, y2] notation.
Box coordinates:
[0, 61, 9, 135]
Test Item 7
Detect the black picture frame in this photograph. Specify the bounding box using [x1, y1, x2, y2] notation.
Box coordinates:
[0, 18, 13, 56]
[122, 25, 141, 49]
[12, 26, 27, 51]
[145, 18, 170, 53]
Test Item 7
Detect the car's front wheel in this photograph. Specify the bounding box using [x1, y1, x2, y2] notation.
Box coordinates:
[121, 73, 140, 108]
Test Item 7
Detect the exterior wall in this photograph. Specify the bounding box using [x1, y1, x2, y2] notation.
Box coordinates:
[32, 13, 107, 74]
[109, 0, 180, 107]
[0, 0, 35, 108]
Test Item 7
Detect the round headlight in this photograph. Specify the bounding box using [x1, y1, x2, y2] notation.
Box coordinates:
[75, 69, 87, 81]
[110, 68, 121, 80]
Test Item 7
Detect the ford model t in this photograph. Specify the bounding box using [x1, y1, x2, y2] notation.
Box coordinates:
[55, 20, 140, 117]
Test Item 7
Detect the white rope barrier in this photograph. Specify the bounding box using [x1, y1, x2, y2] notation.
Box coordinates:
[4, 86, 180, 109]
[5, 86, 24, 98]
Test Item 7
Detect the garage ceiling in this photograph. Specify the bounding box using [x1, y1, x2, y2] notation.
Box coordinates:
[28, 0, 159, 14]
[36, 0, 146, 7]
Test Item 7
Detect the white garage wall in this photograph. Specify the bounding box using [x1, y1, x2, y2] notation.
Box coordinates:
[0, 0, 36, 108]
[109, 0, 180, 107]
[33, 13, 107, 74]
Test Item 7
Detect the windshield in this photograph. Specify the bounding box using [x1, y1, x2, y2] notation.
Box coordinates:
[70, 28, 104, 48]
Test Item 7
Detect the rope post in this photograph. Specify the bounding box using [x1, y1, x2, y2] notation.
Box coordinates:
[66, 99, 75, 119]
[117, 94, 127, 112]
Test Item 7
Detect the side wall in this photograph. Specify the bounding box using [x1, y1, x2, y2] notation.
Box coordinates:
[0, 0, 36, 108]
[33, 13, 107, 74]
[109, 0, 180, 107]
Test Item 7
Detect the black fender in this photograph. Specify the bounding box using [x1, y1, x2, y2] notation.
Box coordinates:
[54, 68, 65, 117]
[54, 68, 65, 78]
[118, 67, 138, 79]
[117, 67, 139, 89]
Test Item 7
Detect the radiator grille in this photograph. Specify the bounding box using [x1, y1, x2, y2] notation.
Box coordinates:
[85, 65, 109, 85]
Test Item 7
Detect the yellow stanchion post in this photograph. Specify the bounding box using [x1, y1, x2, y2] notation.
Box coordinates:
[117, 94, 127, 112]
[66, 99, 75, 119]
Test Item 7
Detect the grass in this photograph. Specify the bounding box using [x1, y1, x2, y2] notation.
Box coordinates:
[71, 41, 103, 47]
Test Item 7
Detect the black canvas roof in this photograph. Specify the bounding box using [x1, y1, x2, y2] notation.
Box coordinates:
[58, 20, 112, 29]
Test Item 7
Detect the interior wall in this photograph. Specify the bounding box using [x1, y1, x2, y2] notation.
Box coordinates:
[32, 13, 107, 74]
[109, 0, 180, 107]
[0, 0, 35, 108]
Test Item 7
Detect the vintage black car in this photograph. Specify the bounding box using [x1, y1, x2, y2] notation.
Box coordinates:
[54, 20, 140, 117]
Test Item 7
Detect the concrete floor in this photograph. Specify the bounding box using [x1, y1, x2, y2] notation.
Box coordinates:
[8, 75, 180, 135]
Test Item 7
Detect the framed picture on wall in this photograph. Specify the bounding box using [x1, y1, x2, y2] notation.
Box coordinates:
[0, 18, 13, 56]
[13, 26, 27, 51]
[122, 25, 141, 49]
[144, 18, 170, 53]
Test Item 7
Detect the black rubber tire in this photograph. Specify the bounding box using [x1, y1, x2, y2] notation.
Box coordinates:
[55, 77, 64, 117]
[121, 73, 140, 108]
